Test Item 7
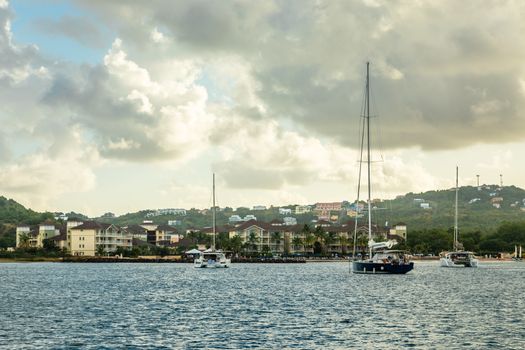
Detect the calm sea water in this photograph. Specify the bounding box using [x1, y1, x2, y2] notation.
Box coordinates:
[1, 261, 524, 349]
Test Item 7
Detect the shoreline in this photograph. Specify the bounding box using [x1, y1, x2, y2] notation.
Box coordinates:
[0, 257, 517, 264]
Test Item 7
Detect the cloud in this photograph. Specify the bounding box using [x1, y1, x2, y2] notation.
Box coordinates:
[42, 38, 214, 162]
[0, 5, 101, 210]
[3, 0, 525, 213]
[0, 125, 100, 211]
[71, 0, 525, 151]
[33, 15, 106, 48]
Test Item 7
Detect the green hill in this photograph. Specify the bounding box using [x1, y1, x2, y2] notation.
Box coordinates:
[2, 184, 525, 249]
[0, 196, 55, 248]
[380, 185, 525, 233]
[94, 184, 525, 235]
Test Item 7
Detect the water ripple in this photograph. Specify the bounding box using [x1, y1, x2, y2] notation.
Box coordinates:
[1, 261, 525, 349]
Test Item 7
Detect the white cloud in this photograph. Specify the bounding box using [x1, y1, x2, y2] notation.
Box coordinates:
[0, 133, 100, 211]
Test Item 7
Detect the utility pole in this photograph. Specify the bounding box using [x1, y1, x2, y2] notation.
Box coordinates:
[500, 174, 503, 187]
[476, 174, 480, 187]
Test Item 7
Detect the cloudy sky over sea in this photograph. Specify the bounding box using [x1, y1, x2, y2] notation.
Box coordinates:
[1, 0, 524, 216]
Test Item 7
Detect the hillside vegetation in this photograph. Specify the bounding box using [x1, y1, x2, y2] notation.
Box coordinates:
[1, 184, 525, 250]
[382, 185, 525, 232]
[0, 196, 54, 248]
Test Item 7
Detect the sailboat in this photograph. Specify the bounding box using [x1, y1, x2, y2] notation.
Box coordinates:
[193, 173, 231, 268]
[351, 62, 414, 274]
[439, 167, 478, 268]
[513, 245, 523, 261]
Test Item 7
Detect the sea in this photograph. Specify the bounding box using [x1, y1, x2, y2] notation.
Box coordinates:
[1, 261, 524, 349]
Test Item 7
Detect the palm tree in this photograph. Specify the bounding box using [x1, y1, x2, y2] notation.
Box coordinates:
[324, 232, 337, 255]
[314, 226, 327, 255]
[339, 235, 350, 255]
[357, 232, 369, 255]
[18, 233, 31, 249]
[271, 231, 282, 254]
[292, 236, 303, 254]
[304, 233, 316, 256]
[229, 235, 243, 256]
[248, 231, 259, 254]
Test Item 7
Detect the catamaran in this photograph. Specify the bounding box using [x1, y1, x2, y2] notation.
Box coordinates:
[193, 174, 231, 268]
[351, 62, 414, 274]
[440, 167, 478, 268]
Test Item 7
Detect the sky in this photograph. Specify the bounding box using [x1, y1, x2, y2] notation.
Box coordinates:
[1, 0, 525, 217]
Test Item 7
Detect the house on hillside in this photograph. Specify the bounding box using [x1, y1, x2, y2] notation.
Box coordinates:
[279, 208, 292, 215]
[389, 223, 407, 241]
[295, 205, 312, 214]
[420, 203, 431, 209]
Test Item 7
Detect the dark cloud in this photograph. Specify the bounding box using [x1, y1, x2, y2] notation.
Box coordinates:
[69, 0, 525, 151]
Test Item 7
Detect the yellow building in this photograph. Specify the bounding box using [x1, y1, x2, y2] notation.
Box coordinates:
[69, 221, 132, 256]
[16, 222, 61, 249]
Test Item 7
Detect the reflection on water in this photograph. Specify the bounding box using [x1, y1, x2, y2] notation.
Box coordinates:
[1, 261, 524, 349]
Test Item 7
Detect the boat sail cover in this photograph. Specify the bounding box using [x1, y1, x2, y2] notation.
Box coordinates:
[368, 239, 397, 251]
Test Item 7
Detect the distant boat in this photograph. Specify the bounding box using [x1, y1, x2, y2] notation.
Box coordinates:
[440, 167, 478, 268]
[351, 62, 414, 274]
[513, 245, 523, 261]
[194, 173, 231, 268]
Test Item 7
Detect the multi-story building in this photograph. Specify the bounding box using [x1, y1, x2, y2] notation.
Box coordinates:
[69, 221, 132, 256]
[315, 202, 342, 211]
[283, 217, 297, 226]
[295, 205, 312, 214]
[154, 224, 179, 245]
[227, 220, 367, 256]
[389, 222, 407, 240]
[279, 208, 292, 215]
[228, 215, 243, 223]
[145, 208, 187, 217]
[314, 202, 342, 221]
[16, 222, 61, 249]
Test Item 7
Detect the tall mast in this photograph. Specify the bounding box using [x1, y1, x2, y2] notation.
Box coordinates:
[366, 62, 372, 258]
[353, 73, 366, 259]
[454, 166, 458, 251]
[212, 173, 216, 250]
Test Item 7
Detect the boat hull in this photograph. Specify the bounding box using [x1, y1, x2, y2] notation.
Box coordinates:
[194, 258, 231, 268]
[352, 261, 414, 274]
[440, 257, 478, 268]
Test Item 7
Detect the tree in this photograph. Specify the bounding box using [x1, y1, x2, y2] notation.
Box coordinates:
[18, 233, 31, 249]
[313, 226, 327, 255]
[304, 233, 316, 256]
[42, 238, 58, 252]
[216, 232, 229, 250]
[324, 232, 337, 255]
[339, 235, 349, 255]
[247, 231, 259, 254]
[96, 245, 106, 256]
[283, 235, 291, 256]
[229, 235, 243, 255]
[262, 245, 271, 256]
[292, 236, 303, 254]
[271, 231, 282, 254]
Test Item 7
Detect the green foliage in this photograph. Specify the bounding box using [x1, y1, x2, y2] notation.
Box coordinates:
[386, 185, 525, 233]
[0, 224, 16, 249]
[0, 196, 42, 224]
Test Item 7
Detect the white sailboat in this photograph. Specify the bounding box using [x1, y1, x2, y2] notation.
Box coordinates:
[513, 245, 523, 261]
[194, 173, 231, 268]
[351, 62, 414, 274]
[440, 167, 478, 268]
